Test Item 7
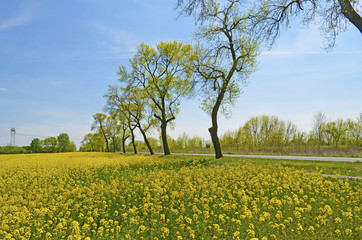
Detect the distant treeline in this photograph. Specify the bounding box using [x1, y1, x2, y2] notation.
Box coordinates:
[0, 133, 76, 154]
[81, 113, 362, 156]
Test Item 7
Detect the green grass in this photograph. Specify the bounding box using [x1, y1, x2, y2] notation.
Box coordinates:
[158, 154, 362, 178]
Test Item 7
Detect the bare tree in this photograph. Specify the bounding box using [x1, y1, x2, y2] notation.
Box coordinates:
[177, 0, 362, 49]
[313, 112, 327, 146]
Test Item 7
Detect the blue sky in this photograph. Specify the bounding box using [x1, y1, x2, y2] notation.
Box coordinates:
[0, 0, 361, 148]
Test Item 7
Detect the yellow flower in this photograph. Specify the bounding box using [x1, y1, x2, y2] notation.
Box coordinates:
[185, 216, 192, 225]
[45, 232, 52, 240]
[247, 229, 255, 237]
[0, 152, 360, 239]
[297, 223, 303, 231]
[233, 231, 240, 239]
[161, 227, 170, 237]
[345, 229, 352, 236]
[138, 225, 147, 232]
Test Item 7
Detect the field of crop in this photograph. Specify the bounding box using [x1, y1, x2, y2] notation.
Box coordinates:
[0, 153, 361, 239]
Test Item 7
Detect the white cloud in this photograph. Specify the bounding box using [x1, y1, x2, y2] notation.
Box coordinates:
[0, 88, 8, 92]
[0, 12, 33, 30]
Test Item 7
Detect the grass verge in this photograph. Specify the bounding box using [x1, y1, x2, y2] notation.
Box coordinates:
[159, 154, 362, 178]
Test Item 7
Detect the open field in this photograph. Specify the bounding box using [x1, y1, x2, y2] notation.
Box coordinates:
[0, 153, 361, 239]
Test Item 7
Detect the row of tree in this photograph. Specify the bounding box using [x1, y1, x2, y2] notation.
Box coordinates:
[29, 133, 76, 153]
[0, 133, 76, 154]
[219, 113, 362, 153]
[84, 0, 361, 158]
[86, 0, 261, 159]
[0, 146, 29, 154]
[81, 113, 362, 155]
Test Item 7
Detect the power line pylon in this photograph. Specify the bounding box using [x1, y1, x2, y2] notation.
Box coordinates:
[10, 128, 16, 146]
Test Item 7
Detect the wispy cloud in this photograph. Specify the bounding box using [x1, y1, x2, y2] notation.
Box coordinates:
[8, 55, 130, 63]
[261, 51, 362, 56]
[96, 24, 139, 53]
[0, 88, 8, 92]
[0, 12, 33, 30]
[261, 25, 362, 56]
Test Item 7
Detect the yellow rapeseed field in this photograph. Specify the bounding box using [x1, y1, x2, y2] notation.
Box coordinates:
[0, 152, 360, 239]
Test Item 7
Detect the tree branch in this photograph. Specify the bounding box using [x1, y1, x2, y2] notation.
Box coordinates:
[338, 0, 362, 33]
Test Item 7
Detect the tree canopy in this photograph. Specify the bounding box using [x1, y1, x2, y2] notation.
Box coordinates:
[191, 0, 259, 158]
[92, 113, 111, 152]
[121, 41, 197, 155]
[177, 0, 362, 49]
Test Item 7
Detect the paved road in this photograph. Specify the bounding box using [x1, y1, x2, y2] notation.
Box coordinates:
[170, 152, 362, 162]
[304, 173, 362, 180]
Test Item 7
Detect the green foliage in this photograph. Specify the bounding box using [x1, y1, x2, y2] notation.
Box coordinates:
[0, 146, 28, 154]
[116, 40, 198, 155]
[80, 132, 105, 152]
[185, 0, 260, 158]
[57, 133, 76, 152]
[128, 41, 196, 123]
[42, 137, 58, 153]
[105, 40, 198, 156]
[325, 119, 348, 147]
[176, 132, 190, 149]
[134, 113, 361, 156]
[92, 113, 111, 152]
[188, 135, 204, 149]
[109, 136, 123, 152]
[239, 115, 298, 151]
[105, 84, 155, 154]
[346, 118, 362, 147]
[193, 1, 259, 117]
[28, 134, 77, 154]
[147, 137, 160, 149]
[30, 138, 42, 153]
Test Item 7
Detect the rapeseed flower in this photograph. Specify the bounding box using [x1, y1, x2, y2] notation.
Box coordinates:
[0, 152, 360, 239]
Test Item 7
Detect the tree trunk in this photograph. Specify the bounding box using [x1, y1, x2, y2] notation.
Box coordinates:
[209, 79, 230, 159]
[122, 138, 126, 153]
[338, 0, 362, 33]
[105, 137, 110, 152]
[161, 121, 171, 155]
[209, 113, 223, 159]
[121, 131, 129, 153]
[112, 136, 116, 153]
[98, 122, 110, 152]
[139, 126, 154, 155]
[130, 127, 137, 154]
